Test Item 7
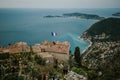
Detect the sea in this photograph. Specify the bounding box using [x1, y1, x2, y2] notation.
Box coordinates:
[0, 8, 120, 53]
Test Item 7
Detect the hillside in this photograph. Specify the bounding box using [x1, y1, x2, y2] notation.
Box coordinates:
[82, 17, 120, 80]
[86, 18, 120, 41]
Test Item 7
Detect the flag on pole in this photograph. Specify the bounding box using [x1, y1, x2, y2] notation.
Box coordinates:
[51, 32, 57, 36]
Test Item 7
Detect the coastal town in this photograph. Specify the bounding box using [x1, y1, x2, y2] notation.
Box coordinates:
[82, 40, 120, 69]
[79, 17, 120, 80]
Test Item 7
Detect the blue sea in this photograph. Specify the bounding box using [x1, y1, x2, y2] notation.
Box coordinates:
[0, 8, 120, 53]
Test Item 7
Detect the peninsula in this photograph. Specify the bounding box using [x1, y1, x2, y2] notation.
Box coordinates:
[81, 17, 120, 80]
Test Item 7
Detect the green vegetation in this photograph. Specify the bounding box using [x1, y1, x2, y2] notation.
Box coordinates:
[98, 51, 120, 80]
[87, 17, 120, 41]
[74, 46, 81, 67]
[68, 55, 76, 69]
[68, 46, 99, 80]
[71, 67, 85, 75]
[34, 55, 45, 65]
[0, 52, 45, 80]
[87, 70, 98, 80]
[0, 53, 10, 60]
[82, 17, 120, 80]
[0, 52, 69, 80]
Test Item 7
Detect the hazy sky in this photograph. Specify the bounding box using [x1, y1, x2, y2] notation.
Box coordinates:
[0, 0, 120, 8]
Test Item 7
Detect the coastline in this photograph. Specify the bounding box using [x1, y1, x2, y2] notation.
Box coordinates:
[80, 37, 92, 54]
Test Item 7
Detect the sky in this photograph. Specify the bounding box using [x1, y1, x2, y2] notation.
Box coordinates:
[0, 0, 120, 8]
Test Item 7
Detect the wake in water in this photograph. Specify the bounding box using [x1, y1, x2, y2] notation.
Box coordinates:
[52, 33, 89, 54]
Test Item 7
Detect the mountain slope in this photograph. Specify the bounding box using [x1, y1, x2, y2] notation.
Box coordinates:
[86, 17, 120, 40]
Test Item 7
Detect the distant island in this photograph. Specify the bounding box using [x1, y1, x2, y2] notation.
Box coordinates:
[63, 13, 105, 20]
[43, 15, 62, 18]
[44, 12, 105, 20]
[112, 12, 120, 16]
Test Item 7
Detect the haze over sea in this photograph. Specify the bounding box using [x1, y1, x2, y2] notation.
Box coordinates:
[0, 8, 119, 53]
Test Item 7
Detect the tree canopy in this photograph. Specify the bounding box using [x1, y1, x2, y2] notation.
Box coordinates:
[87, 17, 120, 41]
[74, 46, 81, 67]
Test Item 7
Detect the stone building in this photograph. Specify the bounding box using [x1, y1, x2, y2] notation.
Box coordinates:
[32, 41, 70, 62]
[0, 41, 70, 62]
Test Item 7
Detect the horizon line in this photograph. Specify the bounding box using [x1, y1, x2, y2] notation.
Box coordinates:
[0, 7, 120, 9]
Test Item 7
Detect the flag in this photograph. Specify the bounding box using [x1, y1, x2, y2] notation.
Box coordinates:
[51, 32, 57, 36]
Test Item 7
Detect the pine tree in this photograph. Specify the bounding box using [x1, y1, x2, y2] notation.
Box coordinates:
[74, 46, 81, 67]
